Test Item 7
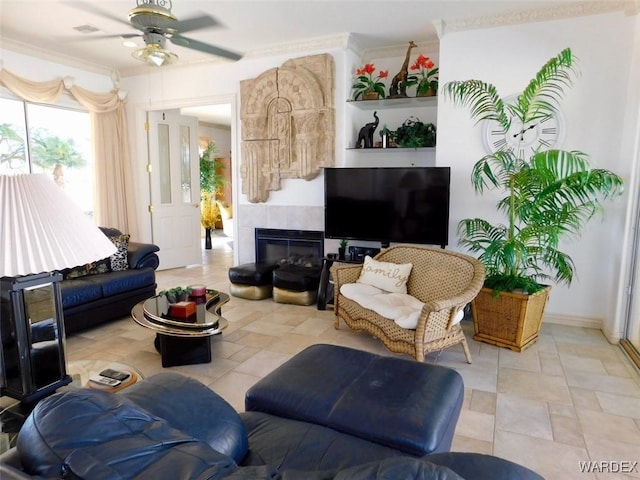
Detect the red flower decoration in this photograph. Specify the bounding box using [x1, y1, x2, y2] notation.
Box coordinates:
[407, 53, 439, 96]
[352, 63, 389, 100]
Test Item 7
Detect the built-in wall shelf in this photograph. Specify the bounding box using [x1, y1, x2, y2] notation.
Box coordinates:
[347, 96, 438, 110]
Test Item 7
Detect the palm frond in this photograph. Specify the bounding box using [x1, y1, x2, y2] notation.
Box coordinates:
[518, 48, 578, 123]
[442, 80, 510, 129]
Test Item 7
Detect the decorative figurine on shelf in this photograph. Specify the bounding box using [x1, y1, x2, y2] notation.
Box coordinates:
[356, 111, 379, 148]
[389, 41, 417, 98]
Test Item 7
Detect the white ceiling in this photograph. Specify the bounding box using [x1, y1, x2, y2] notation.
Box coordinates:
[1, 0, 625, 78]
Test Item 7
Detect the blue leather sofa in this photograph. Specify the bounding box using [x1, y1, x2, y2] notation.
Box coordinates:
[0, 345, 544, 479]
[60, 227, 159, 334]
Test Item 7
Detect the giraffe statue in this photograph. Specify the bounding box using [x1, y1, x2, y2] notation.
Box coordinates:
[389, 41, 417, 98]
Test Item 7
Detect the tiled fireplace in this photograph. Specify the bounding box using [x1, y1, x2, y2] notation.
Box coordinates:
[255, 228, 324, 264]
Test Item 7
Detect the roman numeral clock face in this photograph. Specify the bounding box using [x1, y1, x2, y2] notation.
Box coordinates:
[483, 100, 565, 156]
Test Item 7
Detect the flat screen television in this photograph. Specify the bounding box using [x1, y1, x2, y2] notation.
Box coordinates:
[324, 167, 450, 247]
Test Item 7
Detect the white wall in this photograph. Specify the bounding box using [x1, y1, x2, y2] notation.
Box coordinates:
[437, 11, 638, 337]
[121, 45, 348, 263]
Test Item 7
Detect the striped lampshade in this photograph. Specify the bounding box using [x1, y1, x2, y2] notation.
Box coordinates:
[0, 174, 117, 277]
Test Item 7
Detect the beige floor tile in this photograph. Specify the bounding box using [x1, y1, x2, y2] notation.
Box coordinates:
[241, 319, 295, 337]
[576, 409, 640, 445]
[494, 429, 594, 480]
[570, 386, 603, 411]
[454, 409, 494, 442]
[548, 402, 577, 418]
[583, 436, 640, 479]
[550, 413, 585, 447]
[595, 391, 640, 420]
[565, 369, 640, 398]
[234, 349, 292, 378]
[498, 348, 542, 373]
[469, 389, 496, 415]
[446, 363, 498, 392]
[495, 393, 553, 440]
[207, 371, 262, 413]
[451, 435, 493, 455]
[498, 367, 572, 404]
[560, 354, 609, 374]
[265, 333, 325, 355]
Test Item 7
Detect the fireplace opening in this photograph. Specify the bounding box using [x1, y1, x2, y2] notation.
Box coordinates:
[255, 228, 324, 266]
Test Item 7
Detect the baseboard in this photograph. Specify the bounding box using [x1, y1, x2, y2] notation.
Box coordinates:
[543, 312, 602, 330]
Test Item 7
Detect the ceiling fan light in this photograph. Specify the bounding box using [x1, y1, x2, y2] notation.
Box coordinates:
[132, 44, 178, 67]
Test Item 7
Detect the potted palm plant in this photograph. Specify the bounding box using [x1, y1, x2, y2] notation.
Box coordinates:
[200, 141, 226, 249]
[443, 48, 624, 351]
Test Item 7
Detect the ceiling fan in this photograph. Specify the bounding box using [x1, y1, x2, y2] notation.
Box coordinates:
[69, 0, 242, 67]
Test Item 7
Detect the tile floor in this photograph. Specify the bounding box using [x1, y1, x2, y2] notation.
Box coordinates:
[60, 236, 640, 479]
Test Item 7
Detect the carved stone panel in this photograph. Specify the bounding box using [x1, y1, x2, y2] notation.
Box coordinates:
[240, 54, 335, 203]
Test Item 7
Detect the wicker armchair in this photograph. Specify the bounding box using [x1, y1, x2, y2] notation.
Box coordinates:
[332, 245, 485, 363]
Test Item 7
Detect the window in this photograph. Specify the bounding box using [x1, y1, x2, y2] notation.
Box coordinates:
[0, 97, 93, 215]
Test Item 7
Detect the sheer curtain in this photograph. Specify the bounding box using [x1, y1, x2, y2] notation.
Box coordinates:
[0, 68, 133, 232]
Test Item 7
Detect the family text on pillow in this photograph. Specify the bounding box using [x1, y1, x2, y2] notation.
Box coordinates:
[356, 255, 413, 294]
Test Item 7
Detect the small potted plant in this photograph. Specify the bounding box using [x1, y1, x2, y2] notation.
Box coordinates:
[394, 117, 436, 148]
[338, 239, 349, 260]
[406, 54, 439, 97]
[351, 63, 388, 101]
[159, 286, 193, 304]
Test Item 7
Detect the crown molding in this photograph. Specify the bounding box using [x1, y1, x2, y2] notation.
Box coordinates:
[440, 1, 638, 36]
[0, 36, 113, 77]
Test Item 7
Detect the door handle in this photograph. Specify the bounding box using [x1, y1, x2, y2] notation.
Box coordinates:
[193, 203, 200, 208]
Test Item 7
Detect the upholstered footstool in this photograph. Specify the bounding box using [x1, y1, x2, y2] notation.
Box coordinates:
[272, 264, 322, 305]
[242, 344, 465, 470]
[228, 263, 278, 300]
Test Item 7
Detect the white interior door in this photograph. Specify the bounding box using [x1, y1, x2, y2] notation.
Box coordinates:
[147, 110, 201, 270]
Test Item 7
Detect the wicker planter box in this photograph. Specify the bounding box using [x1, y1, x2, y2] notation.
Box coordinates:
[471, 286, 551, 352]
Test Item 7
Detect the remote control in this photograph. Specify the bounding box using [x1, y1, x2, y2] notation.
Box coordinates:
[89, 375, 122, 387]
[99, 368, 130, 381]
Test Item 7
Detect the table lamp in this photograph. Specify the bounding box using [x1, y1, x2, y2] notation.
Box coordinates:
[0, 174, 117, 403]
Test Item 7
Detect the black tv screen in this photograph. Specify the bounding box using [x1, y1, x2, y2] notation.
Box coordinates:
[324, 167, 450, 247]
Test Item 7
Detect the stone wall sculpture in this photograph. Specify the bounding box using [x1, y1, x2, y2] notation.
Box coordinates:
[240, 54, 335, 203]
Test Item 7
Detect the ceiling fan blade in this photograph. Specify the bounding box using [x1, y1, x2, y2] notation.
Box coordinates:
[167, 14, 220, 34]
[170, 35, 242, 61]
[63, 1, 138, 31]
[60, 33, 141, 43]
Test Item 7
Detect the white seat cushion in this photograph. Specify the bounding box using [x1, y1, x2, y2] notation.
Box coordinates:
[340, 283, 463, 329]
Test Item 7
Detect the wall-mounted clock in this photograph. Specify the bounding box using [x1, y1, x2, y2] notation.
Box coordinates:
[483, 95, 566, 156]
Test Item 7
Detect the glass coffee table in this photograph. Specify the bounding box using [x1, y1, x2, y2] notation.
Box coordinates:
[131, 289, 229, 367]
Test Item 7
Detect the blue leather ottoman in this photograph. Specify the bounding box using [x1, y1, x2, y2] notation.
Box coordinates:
[242, 344, 465, 471]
